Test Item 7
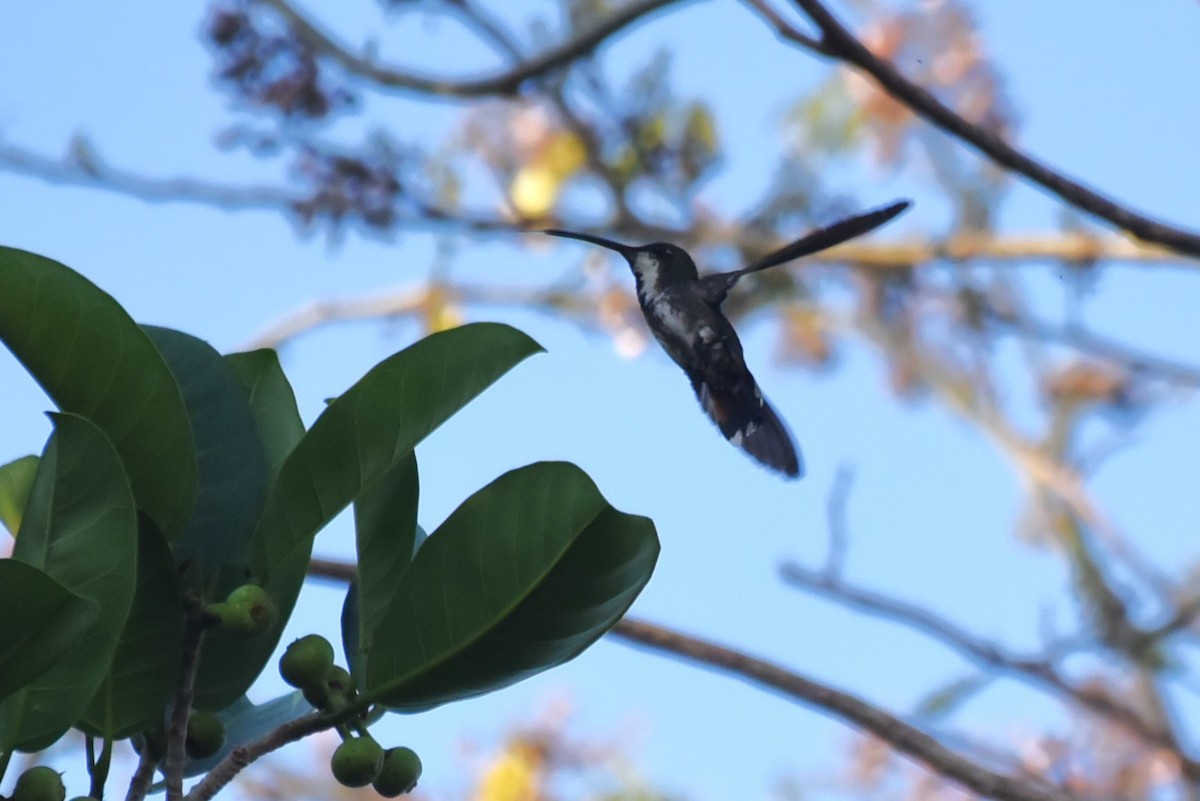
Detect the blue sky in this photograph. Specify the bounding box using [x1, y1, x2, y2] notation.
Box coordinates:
[2, 2, 1200, 800]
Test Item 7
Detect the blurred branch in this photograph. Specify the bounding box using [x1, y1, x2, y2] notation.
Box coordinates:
[3, 140, 1196, 267]
[0, 140, 297, 211]
[241, 280, 593, 350]
[305, 557, 1083, 801]
[740, 0, 828, 52]
[613, 618, 1086, 801]
[778, 561, 1197, 768]
[0, 141, 514, 234]
[775, 0, 1200, 258]
[257, 0, 692, 97]
[987, 305, 1200, 387]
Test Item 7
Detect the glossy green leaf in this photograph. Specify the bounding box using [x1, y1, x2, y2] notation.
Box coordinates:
[144, 327, 268, 576]
[79, 516, 183, 739]
[193, 323, 543, 709]
[0, 413, 138, 751]
[366, 461, 659, 711]
[0, 561, 98, 700]
[351, 453, 420, 676]
[224, 349, 305, 483]
[0, 455, 38, 536]
[0, 246, 196, 537]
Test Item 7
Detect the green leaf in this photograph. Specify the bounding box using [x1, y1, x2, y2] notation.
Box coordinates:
[0, 413, 138, 752]
[0, 247, 196, 537]
[366, 461, 659, 711]
[0, 455, 38, 536]
[193, 323, 543, 709]
[224, 349, 305, 484]
[143, 327, 268, 576]
[0, 561, 98, 701]
[79, 516, 184, 739]
[351, 453, 420, 677]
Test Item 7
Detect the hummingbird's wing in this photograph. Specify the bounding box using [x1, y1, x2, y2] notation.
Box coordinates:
[699, 199, 911, 306]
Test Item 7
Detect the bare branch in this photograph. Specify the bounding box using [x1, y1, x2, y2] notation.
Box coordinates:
[0, 141, 296, 211]
[739, 0, 828, 52]
[164, 620, 206, 801]
[777, 562, 1197, 761]
[778, 0, 1200, 258]
[257, 0, 694, 98]
[610, 618, 1084, 801]
[990, 308, 1200, 387]
[182, 708, 349, 801]
[304, 557, 1084, 801]
[124, 749, 159, 801]
[241, 280, 596, 350]
[5, 141, 1196, 269]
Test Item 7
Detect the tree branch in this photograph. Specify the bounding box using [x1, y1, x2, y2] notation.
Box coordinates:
[778, 562, 1200, 768]
[182, 707, 354, 801]
[779, 0, 1200, 258]
[303, 558, 1083, 801]
[611, 619, 1083, 801]
[164, 619, 206, 801]
[256, 0, 693, 98]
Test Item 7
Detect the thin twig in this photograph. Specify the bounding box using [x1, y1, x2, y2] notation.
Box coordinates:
[778, 562, 1200, 774]
[780, 0, 1200, 257]
[823, 465, 854, 579]
[739, 0, 828, 52]
[125, 749, 159, 801]
[182, 707, 357, 801]
[257, 0, 693, 97]
[164, 619, 206, 801]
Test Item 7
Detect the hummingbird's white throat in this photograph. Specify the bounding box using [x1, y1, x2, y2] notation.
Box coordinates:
[632, 250, 662, 298]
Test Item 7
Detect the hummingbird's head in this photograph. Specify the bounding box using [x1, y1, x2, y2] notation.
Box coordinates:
[541, 231, 698, 298]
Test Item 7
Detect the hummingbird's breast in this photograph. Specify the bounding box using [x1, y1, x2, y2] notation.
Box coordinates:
[642, 285, 717, 372]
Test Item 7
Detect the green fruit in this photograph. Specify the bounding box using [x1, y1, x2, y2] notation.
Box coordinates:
[12, 766, 66, 801]
[330, 737, 384, 788]
[280, 635, 335, 690]
[301, 682, 329, 710]
[185, 711, 226, 759]
[325, 665, 356, 700]
[211, 584, 277, 637]
[133, 725, 168, 762]
[372, 747, 422, 797]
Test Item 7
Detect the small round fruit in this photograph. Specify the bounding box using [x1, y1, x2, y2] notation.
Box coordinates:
[301, 682, 329, 710]
[186, 711, 226, 759]
[12, 766, 66, 801]
[133, 726, 168, 762]
[330, 737, 384, 788]
[325, 665, 356, 701]
[212, 584, 277, 637]
[372, 747, 422, 797]
[280, 635, 335, 690]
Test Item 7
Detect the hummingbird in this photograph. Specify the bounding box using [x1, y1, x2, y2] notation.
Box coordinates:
[543, 199, 911, 479]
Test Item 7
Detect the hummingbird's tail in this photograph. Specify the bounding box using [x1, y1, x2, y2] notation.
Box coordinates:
[691, 375, 803, 479]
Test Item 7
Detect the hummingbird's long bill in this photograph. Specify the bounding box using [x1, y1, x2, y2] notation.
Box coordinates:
[541, 229, 636, 258]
